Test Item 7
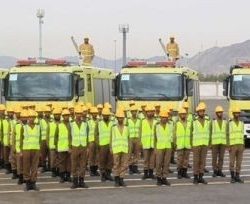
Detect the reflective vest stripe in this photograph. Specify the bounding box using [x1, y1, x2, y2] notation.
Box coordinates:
[71, 121, 88, 147]
[212, 120, 227, 145]
[176, 121, 191, 149]
[192, 120, 210, 147]
[111, 126, 129, 154]
[23, 125, 40, 150]
[229, 121, 244, 145]
[155, 124, 172, 149]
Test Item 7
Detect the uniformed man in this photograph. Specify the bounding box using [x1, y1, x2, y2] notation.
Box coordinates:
[168, 106, 176, 169]
[141, 105, 157, 180]
[166, 36, 180, 61]
[228, 107, 244, 183]
[97, 104, 103, 120]
[127, 105, 141, 174]
[21, 110, 41, 191]
[211, 106, 227, 177]
[154, 104, 161, 122]
[183, 101, 193, 123]
[55, 109, 71, 183]
[192, 103, 210, 184]
[70, 106, 89, 189]
[174, 108, 192, 179]
[154, 110, 172, 186]
[95, 108, 113, 182]
[111, 110, 129, 187]
[79, 37, 95, 64]
[0, 104, 6, 169]
[88, 107, 100, 176]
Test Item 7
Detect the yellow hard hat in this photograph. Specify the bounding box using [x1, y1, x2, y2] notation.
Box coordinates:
[90, 107, 98, 114]
[82, 105, 88, 112]
[14, 107, 22, 113]
[62, 109, 70, 116]
[7, 107, 14, 113]
[168, 104, 174, 111]
[86, 102, 92, 109]
[68, 104, 74, 109]
[104, 102, 112, 109]
[52, 108, 62, 115]
[74, 106, 83, 114]
[29, 110, 37, 117]
[196, 103, 206, 112]
[0, 104, 6, 111]
[97, 104, 103, 109]
[129, 100, 135, 105]
[183, 101, 189, 109]
[231, 107, 241, 113]
[155, 103, 161, 108]
[145, 105, 155, 112]
[102, 108, 111, 115]
[178, 108, 187, 114]
[115, 110, 125, 118]
[215, 106, 224, 113]
[159, 110, 169, 118]
[35, 105, 43, 113]
[44, 106, 51, 112]
[77, 102, 85, 107]
[130, 105, 138, 111]
[20, 110, 29, 118]
[199, 102, 207, 109]
[141, 103, 147, 108]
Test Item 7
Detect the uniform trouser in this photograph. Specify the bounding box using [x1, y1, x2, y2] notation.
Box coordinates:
[212, 144, 226, 171]
[10, 146, 17, 170]
[192, 146, 207, 175]
[57, 152, 71, 173]
[113, 153, 128, 178]
[155, 149, 172, 177]
[99, 145, 113, 173]
[143, 148, 155, 170]
[128, 138, 141, 165]
[23, 150, 40, 182]
[49, 150, 58, 169]
[71, 146, 88, 178]
[3, 146, 10, 165]
[171, 143, 176, 160]
[16, 153, 23, 175]
[0, 143, 3, 161]
[83, 56, 93, 64]
[88, 142, 99, 166]
[229, 144, 244, 173]
[177, 149, 190, 169]
[40, 140, 49, 167]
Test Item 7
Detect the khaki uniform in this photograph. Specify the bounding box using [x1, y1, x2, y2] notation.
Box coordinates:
[40, 119, 49, 170]
[166, 42, 179, 60]
[79, 43, 95, 64]
[23, 150, 40, 182]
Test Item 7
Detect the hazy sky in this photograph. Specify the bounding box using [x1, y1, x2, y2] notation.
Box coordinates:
[0, 0, 250, 60]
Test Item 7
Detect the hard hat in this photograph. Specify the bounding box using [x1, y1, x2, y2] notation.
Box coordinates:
[52, 108, 62, 115]
[14, 107, 22, 113]
[145, 105, 155, 112]
[62, 109, 70, 116]
[97, 104, 103, 109]
[183, 101, 189, 109]
[44, 106, 51, 112]
[130, 105, 138, 111]
[129, 100, 135, 105]
[29, 110, 37, 117]
[141, 103, 147, 108]
[196, 103, 206, 112]
[102, 108, 111, 116]
[35, 105, 43, 113]
[115, 110, 125, 118]
[117, 105, 125, 112]
[168, 104, 174, 111]
[74, 106, 83, 114]
[82, 105, 88, 112]
[155, 103, 161, 108]
[86, 102, 92, 109]
[7, 107, 14, 113]
[231, 107, 241, 113]
[90, 107, 98, 114]
[215, 106, 224, 113]
[199, 102, 207, 109]
[20, 110, 29, 118]
[77, 102, 85, 107]
[104, 102, 112, 109]
[159, 110, 169, 118]
[178, 108, 187, 114]
[0, 104, 6, 111]
[68, 104, 74, 109]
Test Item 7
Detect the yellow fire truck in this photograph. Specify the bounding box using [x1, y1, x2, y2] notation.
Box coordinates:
[113, 61, 200, 113]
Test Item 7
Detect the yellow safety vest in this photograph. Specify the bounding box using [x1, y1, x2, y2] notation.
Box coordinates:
[141, 119, 157, 149]
[111, 125, 129, 154]
[2, 119, 10, 146]
[155, 123, 172, 149]
[71, 121, 88, 147]
[9, 119, 16, 146]
[229, 120, 244, 145]
[0, 119, 2, 143]
[192, 119, 210, 147]
[48, 121, 57, 150]
[212, 120, 227, 145]
[15, 123, 22, 153]
[127, 118, 141, 138]
[57, 123, 70, 152]
[187, 113, 193, 123]
[176, 121, 191, 150]
[40, 119, 48, 141]
[98, 121, 112, 146]
[88, 119, 97, 142]
[23, 124, 40, 150]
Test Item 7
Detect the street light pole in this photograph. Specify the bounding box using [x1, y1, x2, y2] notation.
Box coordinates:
[36, 9, 45, 60]
[119, 24, 129, 67]
[114, 40, 117, 73]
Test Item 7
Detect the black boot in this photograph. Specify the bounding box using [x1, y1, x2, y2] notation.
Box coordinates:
[0, 159, 3, 169]
[90, 166, 96, 177]
[212, 170, 218, 177]
[199, 173, 207, 184]
[114, 176, 120, 187]
[18, 174, 24, 185]
[193, 175, 199, 184]
[101, 172, 106, 182]
[71, 177, 78, 189]
[168, 168, 174, 174]
[129, 165, 134, 175]
[65, 172, 71, 182]
[94, 166, 100, 176]
[235, 172, 244, 183]
[105, 170, 114, 181]
[31, 181, 40, 191]
[51, 168, 57, 178]
[217, 170, 226, 177]
[230, 171, 236, 183]
[204, 168, 209, 173]
[162, 177, 170, 186]
[119, 177, 126, 187]
[142, 170, 149, 180]
[148, 169, 155, 179]
[177, 169, 182, 179]
[5, 163, 11, 174]
[170, 156, 176, 164]
[59, 172, 65, 183]
[156, 177, 162, 186]
[12, 169, 18, 179]
[133, 165, 140, 174]
[183, 168, 190, 179]
[79, 177, 88, 188]
[24, 180, 31, 191]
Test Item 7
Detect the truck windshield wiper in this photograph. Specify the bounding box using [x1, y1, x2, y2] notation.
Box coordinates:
[156, 93, 171, 99]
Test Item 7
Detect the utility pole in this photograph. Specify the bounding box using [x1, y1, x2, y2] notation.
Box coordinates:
[119, 24, 129, 66]
[36, 9, 45, 60]
[114, 40, 117, 73]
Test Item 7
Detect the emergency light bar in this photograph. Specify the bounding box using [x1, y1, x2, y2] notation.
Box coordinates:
[16, 59, 69, 67]
[238, 62, 250, 68]
[126, 61, 176, 68]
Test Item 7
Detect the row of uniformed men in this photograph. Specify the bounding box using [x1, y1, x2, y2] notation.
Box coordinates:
[0, 101, 245, 190]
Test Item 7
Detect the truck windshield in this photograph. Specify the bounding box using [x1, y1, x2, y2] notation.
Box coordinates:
[7, 73, 73, 101]
[231, 75, 250, 100]
[118, 73, 183, 100]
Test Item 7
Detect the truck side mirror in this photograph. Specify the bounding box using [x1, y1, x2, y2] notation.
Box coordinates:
[112, 74, 120, 97]
[187, 79, 194, 96]
[77, 78, 85, 96]
[223, 78, 229, 97]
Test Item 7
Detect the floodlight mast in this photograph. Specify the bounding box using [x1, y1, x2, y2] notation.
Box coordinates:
[36, 9, 45, 60]
[119, 24, 129, 66]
